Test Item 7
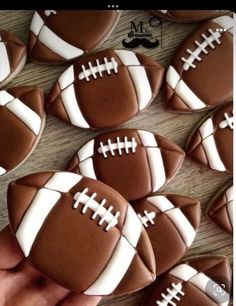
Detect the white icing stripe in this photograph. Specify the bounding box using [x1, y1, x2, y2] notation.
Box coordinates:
[84, 236, 136, 295]
[6, 98, 41, 135]
[58, 65, 75, 90]
[147, 195, 174, 211]
[158, 10, 168, 14]
[77, 139, 95, 162]
[201, 136, 226, 171]
[0, 166, 6, 175]
[30, 12, 44, 36]
[170, 264, 198, 281]
[128, 66, 152, 111]
[0, 42, 10, 82]
[38, 26, 84, 60]
[165, 208, 196, 247]
[61, 84, 89, 128]
[166, 66, 181, 90]
[227, 201, 233, 228]
[199, 118, 214, 139]
[0, 90, 14, 105]
[123, 206, 142, 248]
[16, 188, 61, 256]
[190, 273, 229, 305]
[213, 15, 234, 34]
[175, 80, 206, 110]
[114, 50, 140, 66]
[138, 130, 157, 147]
[45, 172, 82, 192]
[146, 147, 166, 191]
[79, 158, 97, 180]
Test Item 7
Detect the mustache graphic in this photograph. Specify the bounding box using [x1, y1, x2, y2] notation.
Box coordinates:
[122, 38, 160, 49]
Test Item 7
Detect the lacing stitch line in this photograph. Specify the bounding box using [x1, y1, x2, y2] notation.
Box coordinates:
[138, 210, 156, 228]
[181, 28, 221, 71]
[73, 188, 120, 232]
[156, 283, 185, 306]
[79, 57, 119, 81]
[219, 111, 234, 130]
[98, 137, 137, 158]
[44, 10, 57, 16]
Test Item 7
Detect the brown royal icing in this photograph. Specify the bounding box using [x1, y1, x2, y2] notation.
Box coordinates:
[47, 49, 164, 129]
[0, 86, 45, 176]
[66, 129, 185, 201]
[165, 16, 233, 112]
[133, 194, 201, 276]
[28, 10, 121, 63]
[186, 102, 233, 173]
[208, 180, 233, 234]
[144, 256, 232, 306]
[0, 29, 26, 87]
[7, 171, 156, 296]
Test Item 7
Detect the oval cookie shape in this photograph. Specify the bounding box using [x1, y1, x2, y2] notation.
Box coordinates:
[7, 171, 156, 296]
[0, 86, 45, 176]
[208, 180, 233, 234]
[186, 102, 233, 173]
[47, 49, 164, 129]
[165, 15, 233, 112]
[66, 129, 185, 201]
[133, 194, 201, 276]
[28, 10, 121, 63]
[143, 255, 232, 306]
[0, 29, 26, 88]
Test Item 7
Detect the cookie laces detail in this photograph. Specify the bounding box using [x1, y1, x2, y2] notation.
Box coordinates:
[181, 28, 222, 71]
[73, 188, 120, 231]
[138, 211, 156, 228]
[219, 111, 234, 130]
[98, 137, 137, 158]
[156, 283, 185, 306]
[78, 57, 118, 81]
[44, 10, 57, 16]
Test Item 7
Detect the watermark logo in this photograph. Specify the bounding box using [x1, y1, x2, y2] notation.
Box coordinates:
[206, 278, 230, 304]
[122, 17, 163, 49]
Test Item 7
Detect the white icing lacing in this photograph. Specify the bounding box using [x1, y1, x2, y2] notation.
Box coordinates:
[78, 57, 119, 81]
[44, 10, 57, 16]
[98, 137, 137, 158]
[156, 283, 185, 306]
[219, 111, 234, 130]
[138, 210, 156, 228]
[181, 29, 222, 71]
[73, 188, 120, 231]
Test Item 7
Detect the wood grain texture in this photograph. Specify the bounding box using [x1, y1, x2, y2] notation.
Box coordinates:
[0, 10, 233, 306]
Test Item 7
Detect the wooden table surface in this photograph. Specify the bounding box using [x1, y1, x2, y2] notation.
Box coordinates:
[0, 10, 233, 306]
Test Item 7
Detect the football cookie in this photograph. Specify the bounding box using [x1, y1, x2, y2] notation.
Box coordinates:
[143, 255, 232, 306]
[186, 102, 233, 173]
[28, 10, 121, 63]
[66, 129, 185, 201]
[47, 49, 164, 129]
[0, 29, 26, 88]
[208, 180, 233, 234]
[0, 86, 45, 176]
[165, 15, 233, 112]
[7, 171, 156, 296]
[151, 10, 224, 22]
[133, 194, 201, 276]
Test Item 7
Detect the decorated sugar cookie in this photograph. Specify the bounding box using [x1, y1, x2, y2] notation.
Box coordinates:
[7, 171, 156, 295]
[28, 10, 121, 63]
[0, 86, 45, 176]
[47, 49, 164, 129]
